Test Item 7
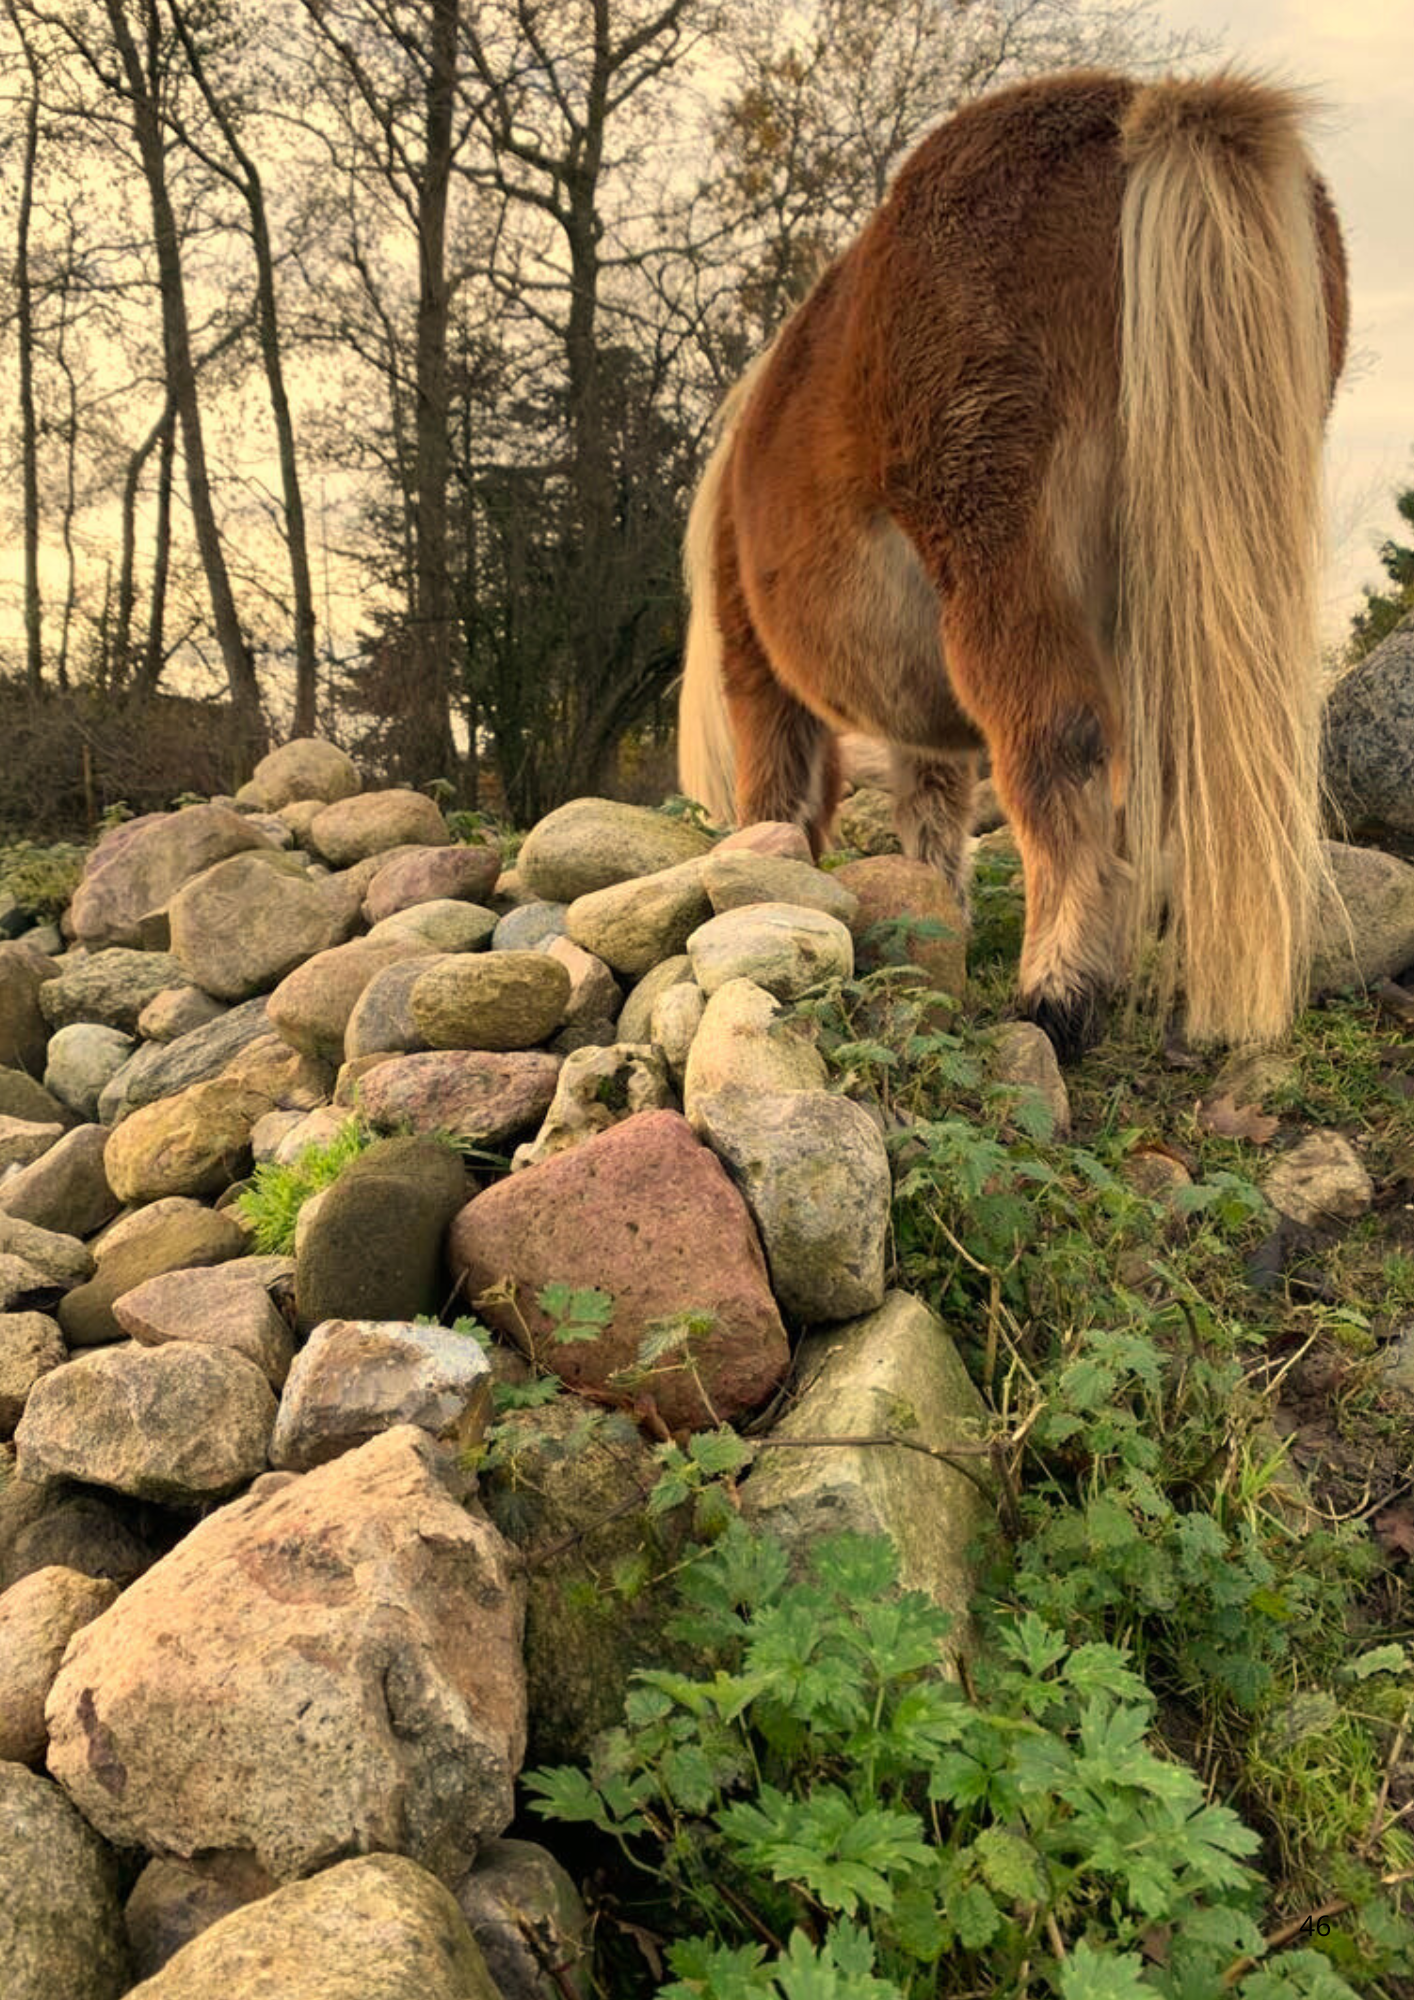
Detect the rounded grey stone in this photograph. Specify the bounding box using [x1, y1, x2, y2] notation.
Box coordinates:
[492, 902, 568, 952]
[0, 1762, 131, 2000]
[517, 797, 713, 902]
[43, 1023, 135, 1122]
[687, 902, 854, 1000]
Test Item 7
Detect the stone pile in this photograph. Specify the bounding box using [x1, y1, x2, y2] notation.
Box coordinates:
[0, 738, 997, 2000]
[3, 732, 1413, 1998]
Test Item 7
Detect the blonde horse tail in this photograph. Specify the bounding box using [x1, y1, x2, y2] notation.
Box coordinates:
[1117, 76, 1334, 1045]
[677, 353, 778, 822]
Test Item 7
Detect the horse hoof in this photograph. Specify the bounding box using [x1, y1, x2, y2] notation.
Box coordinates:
[1021, 990, 1107, 1062]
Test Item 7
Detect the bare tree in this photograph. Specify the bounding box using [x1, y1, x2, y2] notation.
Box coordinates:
[296, 0, 468, 782]
[709, 0, 1206, 346]
[35, 0, 266, 753]
[455, 0, 714, 812]
[163, 0, 319, 732]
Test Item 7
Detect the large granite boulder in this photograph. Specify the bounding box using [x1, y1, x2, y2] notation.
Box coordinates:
[0, 1311, 66, 1432]
[122, 1855, 501, 2000]
[482, 1397, 694, 1768]
[692, 1088, 890, 1323]
[267, 938, 436, 1063]
[15, 1342, 277, 1503]
[43, 1024, 134, 1122]
[563, 858, 712, 978]
[0, 1565, 119, 1762]
[409, 953, 570, 1052]
[364, 845, 502, 922]
[517, 798, 712, 901]
[103, 1077, 271, 1204]
[59, 1203, 247, 1349]
[46, 1428, 526, 1885]
[168, 853, 345, 1000]
[293, 1135, 468, 1334]
[833, 854, 969, 994]
[681, 977, 826, 1123]
[0, 939, 58, 1072]
[687, 901, 854, 1000]
[355, 1050, 560, 1149]
[1325, 617, 1414, 854]
[511, 1043, 673, 1172]
[38, 950, 184, 1033]
[69, 806, 271, 950]
[113, 1260, 295, 1389]
[239, 737, 362, 813]
[270, 1318, 491, 1470]
[1311, 840, 1414, 991]
[98, 996, 274, 1124]
[0, 1125, 119, 1238]
[742, 1290, 993, 1627]
[307, 791, 450, 867]
[454, 1839, 592, 2000]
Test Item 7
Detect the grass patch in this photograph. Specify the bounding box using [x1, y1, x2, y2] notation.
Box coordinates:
[0, 838, 86, 921]
[234, 1118, 375, 1253]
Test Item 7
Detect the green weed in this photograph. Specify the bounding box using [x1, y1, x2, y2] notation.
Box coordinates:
[529, 1524, 1380, 1997]
[233, 1118, 376, 1253]
[0, 838, 86, 920]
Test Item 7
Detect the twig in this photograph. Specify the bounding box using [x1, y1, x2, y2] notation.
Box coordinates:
[1372, 977, 1414, 1029]
[1362, 1702, 1412, 1859]
[749, 1424, 1025, 1530]
[1221, 1897, 1350, 1984]
[521, 1487, 649, 1570]
[1224, 1868, 1414, 1985]
[714, 1878, 785, 1952]
[750, 1429, 1009, 1462]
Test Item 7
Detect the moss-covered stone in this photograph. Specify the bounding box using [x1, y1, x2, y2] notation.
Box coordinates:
[293, 1134, 468, 1334]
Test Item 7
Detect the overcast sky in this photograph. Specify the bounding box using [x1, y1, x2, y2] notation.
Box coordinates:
[1157, 0, 1414, 639]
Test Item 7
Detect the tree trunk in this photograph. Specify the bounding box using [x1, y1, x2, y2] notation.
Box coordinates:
[564, 4, 613, 709]
[251, 186, 319, 736]
[113, 396, 172, 690]
[135, 400, 177, 698]
[103, 0, 265, 765]
[409, 0, 459, 783]
[54, 294, 79, 692]
[9, 3, 43, 692]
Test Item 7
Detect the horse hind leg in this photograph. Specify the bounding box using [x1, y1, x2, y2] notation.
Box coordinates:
[938, 565, 1125, 1058]
[888, 745, 979, 911]
[727, 665, 840, 856]
[718, 550, 841, 853]
[706, 470, 843, 851]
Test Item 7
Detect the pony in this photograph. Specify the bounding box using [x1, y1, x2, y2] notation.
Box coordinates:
[679, 70, 1349, 1055]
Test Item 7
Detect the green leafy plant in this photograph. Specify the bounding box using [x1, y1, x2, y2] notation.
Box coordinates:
[658, 792, 728, 838]
[0, 838, 86, 921]
[528, 1525, 1366, 1997]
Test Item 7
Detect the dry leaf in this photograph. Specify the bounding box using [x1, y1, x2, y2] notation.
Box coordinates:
[1374, 1507, 1414, 1559]
[1163, 1028, 1204, 1070]
[1196, 1094, 1279, 1144]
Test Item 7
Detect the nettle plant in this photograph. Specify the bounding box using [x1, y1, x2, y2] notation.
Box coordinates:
[527, 1524, 1361, 2000]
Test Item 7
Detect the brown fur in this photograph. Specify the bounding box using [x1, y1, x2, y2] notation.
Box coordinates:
[678, 69, 1348, 1054]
